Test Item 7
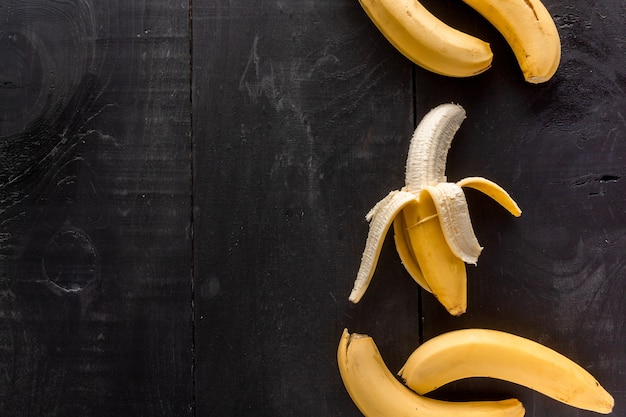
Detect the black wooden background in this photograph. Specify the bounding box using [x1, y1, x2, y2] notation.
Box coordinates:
[1, 0, 624, 416]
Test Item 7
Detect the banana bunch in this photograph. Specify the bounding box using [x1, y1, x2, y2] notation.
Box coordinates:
[337, 328, 615, 416]
[358, 0, 561, 82]
[350, 103, 521, 315]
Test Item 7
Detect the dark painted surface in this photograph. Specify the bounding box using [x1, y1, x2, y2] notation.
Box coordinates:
[0, 0, 192, 416]
[412, 2, 626, 414]
[193, 1, 418, 415]
[195, 0, 625, 416]
[1, 0, 624, 416]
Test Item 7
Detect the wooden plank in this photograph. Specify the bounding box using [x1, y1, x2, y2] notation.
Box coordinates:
[0, 1, 192, 416]
[192, 0, 416, 415]
[3, 0, 622, 415]
[196, 0, 625, 416]
[415, 0, 626, 415]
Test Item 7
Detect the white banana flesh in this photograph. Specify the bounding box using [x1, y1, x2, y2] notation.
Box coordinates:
[350, 103, 521, 315]
[337, 329, 526, 417]
[399, 329, 615, 414]
[404, 103, 467, 191]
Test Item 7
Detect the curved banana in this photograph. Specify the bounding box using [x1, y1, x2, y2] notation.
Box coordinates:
[461, 0, 561, 83]
[404, 103, 466, 192]
[399, 329, 614, 414]
[350, 103, 521, 315]
[337, 329, 526, 417]
[358, 0, 493, 78]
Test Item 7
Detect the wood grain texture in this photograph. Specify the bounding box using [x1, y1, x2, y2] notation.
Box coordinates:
[2, 0, 624, 416]
[194, 0, 625, 416]
[0, 0, 192, 416]
[413, 0, 626, 415]
[192, 1, 418, 415]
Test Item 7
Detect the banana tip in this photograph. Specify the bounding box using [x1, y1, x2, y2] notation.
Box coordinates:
[447, 305, 466, 316]
[524, 73, 555, 84]
[348, 288, 362, 304]
[597, 390, 615, 414]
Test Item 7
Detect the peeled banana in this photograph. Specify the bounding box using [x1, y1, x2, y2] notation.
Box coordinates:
[350, 103, 521, 315]
[399, 329, 614, 414]
[358, 0, 560, 82]
[337, 329, 526, 417]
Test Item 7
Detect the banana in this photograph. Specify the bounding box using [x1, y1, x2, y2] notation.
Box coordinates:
[461, 0, 561, 83]
[337, 329, 526, 417]
[399, 329, 614, 414]
[350, 103, 521, 315]
[357, 0, 493, 78]
[358, 0, 560, 82]
[404, 102, 466, 192]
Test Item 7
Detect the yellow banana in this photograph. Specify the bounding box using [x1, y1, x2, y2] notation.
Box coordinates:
[357, 0, 493, 77]
[461, 0, 561, 83]
[393, 212, 432, 293]
[337, 329, 526, 417]
[399, 329, 614, 414]
[350, 103, 520, 315]
[358, 0, 560, 82]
